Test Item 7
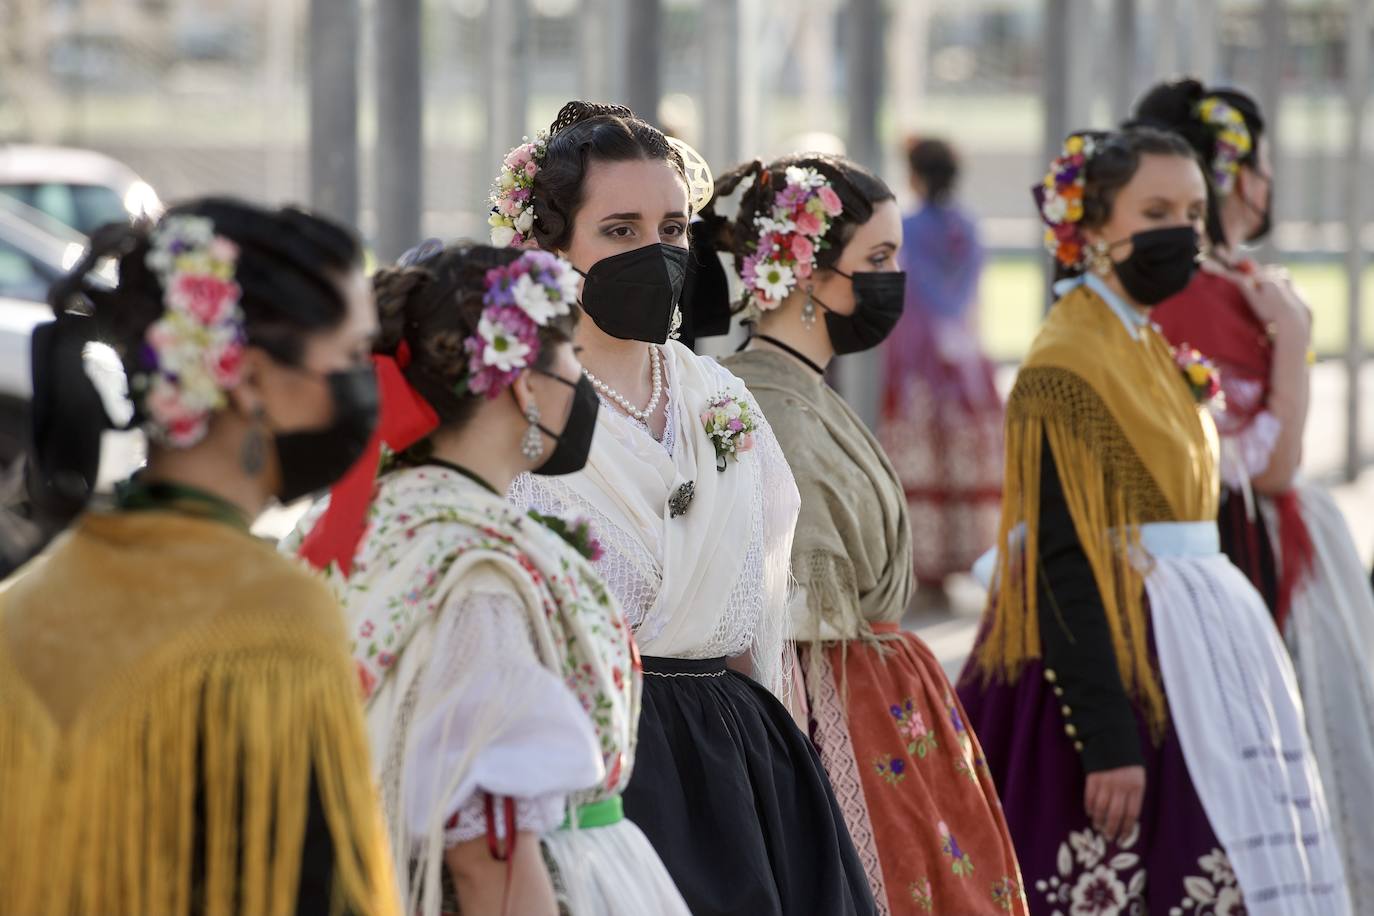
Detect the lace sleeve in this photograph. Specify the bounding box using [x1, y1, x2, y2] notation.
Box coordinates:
[401, 586, 603, 849]
[508, 473, 664, 641]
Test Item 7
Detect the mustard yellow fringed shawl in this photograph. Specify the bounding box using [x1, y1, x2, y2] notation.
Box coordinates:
[0, 512, 397, 915]
[975, 284, 1219, 734]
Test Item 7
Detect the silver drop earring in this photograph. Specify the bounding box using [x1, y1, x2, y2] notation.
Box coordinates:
[801, 289, 817, 329]
[669, 304, 683, 340]
[521, 403, 545, 461]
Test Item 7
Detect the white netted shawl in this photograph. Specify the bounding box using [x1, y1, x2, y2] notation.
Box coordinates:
[511, 341, 800, 697]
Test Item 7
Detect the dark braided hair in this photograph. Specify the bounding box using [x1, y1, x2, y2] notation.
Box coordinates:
[371, 242, 578, 431]
[698, 152, 894, 309]
[529, 100, 688, 251]
[49, 196, 363, 426]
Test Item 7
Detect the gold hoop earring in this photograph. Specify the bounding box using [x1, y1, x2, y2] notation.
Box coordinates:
[1090, 240, 1113, 277]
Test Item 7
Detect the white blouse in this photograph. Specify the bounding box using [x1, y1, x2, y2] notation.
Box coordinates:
[401, 582, 600, 846]
[510, 344, 799, 688]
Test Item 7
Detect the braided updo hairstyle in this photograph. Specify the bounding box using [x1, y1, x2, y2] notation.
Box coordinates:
[371, 242, 579, 432]
[528, 100, 689, 251]
[1053, 127, 1200, 281]
[698, 152, 894, 309]
[50, 196, 363, 425]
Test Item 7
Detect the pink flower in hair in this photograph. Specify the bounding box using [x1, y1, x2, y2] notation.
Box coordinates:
[817, 185, 843, 216]
[795, 211, 822, 237]
[790, 234, 815, 264]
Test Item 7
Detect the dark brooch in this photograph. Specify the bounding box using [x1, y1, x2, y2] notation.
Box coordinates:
[668, 481, 696, 519]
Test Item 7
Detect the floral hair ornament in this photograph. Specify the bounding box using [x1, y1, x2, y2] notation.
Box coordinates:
[1034, 132, 1102, 270]
[739, 165, 845, 313]
[489, 128, 714, 248]
[136, 214, 246, 447]
[1196, 96, 1253, 196]
[488, 132, 549, 248]
[463, 249, 580, 398]
[299, 247, 577, 576]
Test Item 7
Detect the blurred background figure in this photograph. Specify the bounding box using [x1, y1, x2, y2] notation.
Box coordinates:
[879, 137, 1001, 605]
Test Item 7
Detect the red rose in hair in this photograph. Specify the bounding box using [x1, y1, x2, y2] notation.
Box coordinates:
[170, 274, 241, 324]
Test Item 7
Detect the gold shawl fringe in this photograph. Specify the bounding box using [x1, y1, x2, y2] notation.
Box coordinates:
[975, 367, 1171, 736]
[1, 644, 396, 915]
[0, 512, 397, 916]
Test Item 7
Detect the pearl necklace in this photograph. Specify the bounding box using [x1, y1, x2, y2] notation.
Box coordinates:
[583, 345, 663, 423]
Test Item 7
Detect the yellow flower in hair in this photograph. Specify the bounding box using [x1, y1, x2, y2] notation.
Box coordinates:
[1065, 136, 1084, 155]
[1186, 362, 1211, 387]
[1066, 201, 1083, 222]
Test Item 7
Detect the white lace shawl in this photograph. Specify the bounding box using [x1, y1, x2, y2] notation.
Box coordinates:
[511, 341, 800, 697]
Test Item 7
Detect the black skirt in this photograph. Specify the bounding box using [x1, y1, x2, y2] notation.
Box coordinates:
[623, 655, 877, 916]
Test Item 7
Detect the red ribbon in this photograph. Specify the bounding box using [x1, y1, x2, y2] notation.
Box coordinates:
[1273, 489, 1316, 632]
[297, 352, 440, 575]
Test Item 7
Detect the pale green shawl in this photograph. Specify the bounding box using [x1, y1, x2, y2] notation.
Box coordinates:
[723, 349, 915, 641]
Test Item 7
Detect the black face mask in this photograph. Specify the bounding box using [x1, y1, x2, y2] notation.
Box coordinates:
[577, 243, 688, 344]
[527, 371, 599, 477]
[817, 270, 907, 355]
[1109, 226, 1200, 307]
[274, 364, 380, 503]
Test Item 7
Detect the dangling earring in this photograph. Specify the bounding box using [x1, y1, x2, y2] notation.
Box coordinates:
[669, 303, 683, 340]
[521, 403, 545, 461]
[240, 406, 267, 475]
[1090, 239, 1112, 277]
[801, 288, 817, 329]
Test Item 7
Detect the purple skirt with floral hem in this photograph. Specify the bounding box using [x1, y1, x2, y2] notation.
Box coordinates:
[956, 658, 1245, 916]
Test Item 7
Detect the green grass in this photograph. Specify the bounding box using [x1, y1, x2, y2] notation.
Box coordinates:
[978, 254, 1374, 362]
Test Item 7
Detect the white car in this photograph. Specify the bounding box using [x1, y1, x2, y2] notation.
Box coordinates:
[0, 145, 162, 236]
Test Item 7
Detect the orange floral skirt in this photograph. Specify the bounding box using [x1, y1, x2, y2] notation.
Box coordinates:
[799, 628, 1026, 914]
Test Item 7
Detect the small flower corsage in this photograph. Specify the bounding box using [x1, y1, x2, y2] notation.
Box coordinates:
[701, 392, 757, 472]
[528, 510, 604, 562]
[1174, 345, 1223, 407]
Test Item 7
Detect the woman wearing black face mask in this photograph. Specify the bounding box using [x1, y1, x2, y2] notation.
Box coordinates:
[1, 199, 397, 914]
[956, 129, 1348, 914]
[709, 152, 1025, 915]
[502, 102, 877, 916]
[289, 242, 686, 916]
[1133, 78, 1374, 907]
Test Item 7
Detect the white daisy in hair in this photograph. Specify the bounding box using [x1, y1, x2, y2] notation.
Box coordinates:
[752, 260, 795, 302]
[477, 314, 531, 371]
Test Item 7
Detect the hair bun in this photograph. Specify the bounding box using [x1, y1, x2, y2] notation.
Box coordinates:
[372, 265, 432, 355]
[549, 100, 636, 137]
